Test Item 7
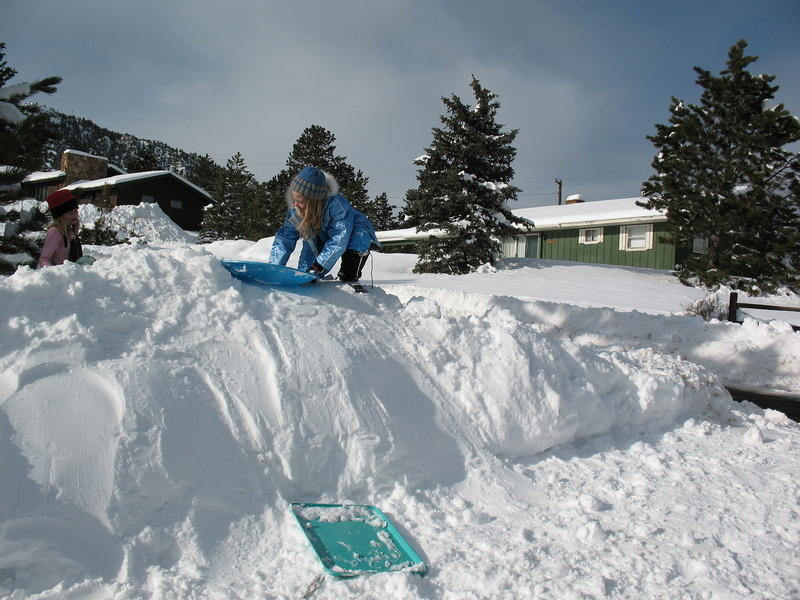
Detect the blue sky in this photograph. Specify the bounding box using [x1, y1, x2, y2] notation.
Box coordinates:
[4, 1, 799, 208]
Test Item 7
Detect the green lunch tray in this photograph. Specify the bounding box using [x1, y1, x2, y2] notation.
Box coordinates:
[290, 502, 427, 578]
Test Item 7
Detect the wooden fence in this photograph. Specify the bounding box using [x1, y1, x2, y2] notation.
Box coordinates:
[727, 292, 800, 332]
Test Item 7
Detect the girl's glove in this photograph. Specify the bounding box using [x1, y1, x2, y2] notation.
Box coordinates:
[75, 255, 96, 265]
[308, 262, 324, 275]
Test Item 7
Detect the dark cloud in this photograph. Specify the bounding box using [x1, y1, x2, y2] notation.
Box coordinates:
[3, 0, 798, 208]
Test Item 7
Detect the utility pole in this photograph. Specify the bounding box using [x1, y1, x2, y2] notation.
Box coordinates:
[555, 178, 563, 205]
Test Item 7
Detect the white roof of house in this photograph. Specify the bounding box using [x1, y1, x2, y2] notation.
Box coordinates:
[23, 170, 66, 183]
[64, 148, 109, 160]
[511, 197, 666, 229]
[375, 197, 667, 241]
[64, 170, 212, 199]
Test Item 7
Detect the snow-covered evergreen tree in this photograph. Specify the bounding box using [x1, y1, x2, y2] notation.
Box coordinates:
[404, 77, 523, 274]
[640, 40, 800, 293]
[0, 42, 61, 273]
[200, 153, 268, 241]
[264, 125, 373, 233]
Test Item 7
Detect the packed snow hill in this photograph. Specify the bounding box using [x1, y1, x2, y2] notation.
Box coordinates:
[0, 204, 799, 599]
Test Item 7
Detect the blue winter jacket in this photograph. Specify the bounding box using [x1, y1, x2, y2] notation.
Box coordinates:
[269, 194, 380, 274]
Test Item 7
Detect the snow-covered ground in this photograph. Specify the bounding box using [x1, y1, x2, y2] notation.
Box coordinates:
[1, 205, 798, 599]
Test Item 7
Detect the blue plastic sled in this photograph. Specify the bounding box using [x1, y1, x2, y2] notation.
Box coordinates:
[221, 260, 318, 286]
[291, 502, 427, 578]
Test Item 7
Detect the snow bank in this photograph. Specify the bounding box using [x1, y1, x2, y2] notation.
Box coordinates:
[79, 203, 195, 244]
[384, 284, 800, 394]
[1, 231, 798, 598]
[0, 243, 716, 596]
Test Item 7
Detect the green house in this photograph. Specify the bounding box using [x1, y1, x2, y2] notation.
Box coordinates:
[501, 196, 693, 270]
[375, 196, 697, 271]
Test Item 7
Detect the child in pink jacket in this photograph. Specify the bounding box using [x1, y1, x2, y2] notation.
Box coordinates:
[38, 189, 84, 267]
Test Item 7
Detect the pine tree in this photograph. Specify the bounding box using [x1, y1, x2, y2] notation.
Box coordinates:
[404, 77, 523, 274]
[369, 192, 398, 231]
[264, 125, 372, 233]
[242, 181, 271, 242]
[200, 153, 268, 241]
[0, 42, 61, 273]
[640, 40, 800, 293]
[124, 143, 162, 172]
[345, 168, 371, 216]
[185, 153, 223, 194]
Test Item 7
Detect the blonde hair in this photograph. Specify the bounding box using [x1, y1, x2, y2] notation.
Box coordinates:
[285, 170, 339, 239]
[297, 197, 325, 239]
[285, 189, 326, 240]
[49, 214, 78, 239]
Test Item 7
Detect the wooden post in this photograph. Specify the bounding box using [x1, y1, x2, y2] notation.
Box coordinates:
[727, 292, 738, 323]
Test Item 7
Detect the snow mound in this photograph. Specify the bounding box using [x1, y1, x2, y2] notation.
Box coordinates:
[79, 202, 195, 244]
[0, 244, 716, 595]
[1, 243, 794, 598]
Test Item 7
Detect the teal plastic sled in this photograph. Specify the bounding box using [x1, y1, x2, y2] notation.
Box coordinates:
[221, 260, 318, 286]
[291, 502, 427, 578]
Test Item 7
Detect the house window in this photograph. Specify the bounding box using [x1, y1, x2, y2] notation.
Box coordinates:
[619, 224, 653, 251]
[516, 235, 527, 257]
[170, 200, 182, 210]
[524, 233, 540, 258]
[142, 194, 155, 203]
[501, 236, 528, 258]
[692, 237, 708, 254]
[502, 237, 516, 257]
[501, 234, 540, 258]
[579, 227, 603, 244]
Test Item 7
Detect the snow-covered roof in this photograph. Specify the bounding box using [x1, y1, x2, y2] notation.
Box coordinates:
[64, 170, 212, 199]
[376, 225, 449, 243]
[22, 170, 66, 183]
[512, 197, 666, 229]
[64, 148, 109, 161]
[375, 197, 667, 240]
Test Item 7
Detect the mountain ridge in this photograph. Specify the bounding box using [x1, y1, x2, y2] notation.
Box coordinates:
[42, 107, 214, 176]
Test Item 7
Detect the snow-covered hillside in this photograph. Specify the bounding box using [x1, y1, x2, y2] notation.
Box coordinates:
[43, 108, 206, 176]
[1, 206, 798, 599]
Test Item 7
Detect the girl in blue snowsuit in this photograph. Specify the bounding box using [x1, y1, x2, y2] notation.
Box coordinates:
[269, 166, 380, 282]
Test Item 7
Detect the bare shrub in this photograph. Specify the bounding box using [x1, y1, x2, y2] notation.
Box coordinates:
[684, 293, 726, 320]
